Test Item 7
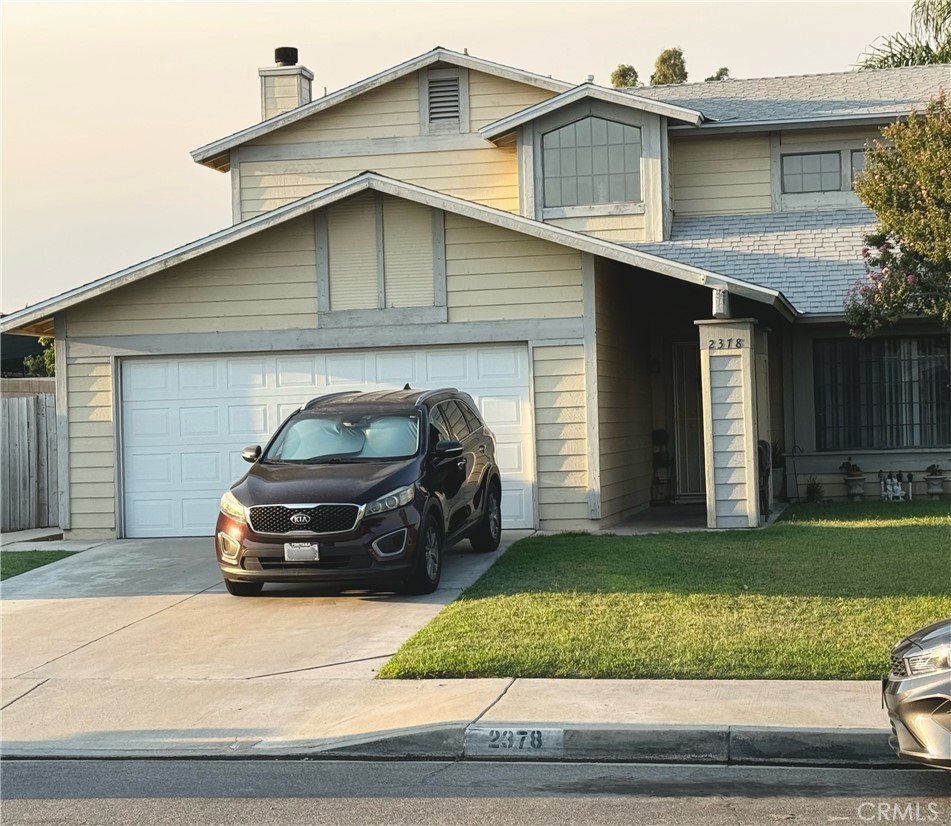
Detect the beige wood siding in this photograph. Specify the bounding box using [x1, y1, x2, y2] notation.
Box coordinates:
[445, 214, 583, 322]
[670, 135, 771, 216]
[547, 212, 646, 243]
[468, 70, 556, 130]
[65, 218, 318, 337]
[328, 193, 378, 310]
[250, 73, 420, 145]
[239, 146, 519, 218]
[66, 359, 115, 537]
[780, 126, 883, 146]
[263, 75, 302, 120]
[383, 198, 434, 307]
[595, 265, 653, 522]
[533, 344, 590, 530]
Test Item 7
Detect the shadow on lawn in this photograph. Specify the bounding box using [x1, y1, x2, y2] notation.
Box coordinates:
[457, 503, 951, 601]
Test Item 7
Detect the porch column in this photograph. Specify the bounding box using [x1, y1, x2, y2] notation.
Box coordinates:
[694, 318, 764, 529]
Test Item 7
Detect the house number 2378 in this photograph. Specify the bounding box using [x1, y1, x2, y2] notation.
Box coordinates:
[707, 338, 744, 350]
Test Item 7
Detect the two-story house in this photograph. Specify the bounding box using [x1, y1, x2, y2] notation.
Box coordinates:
[3, 47, 948, 539]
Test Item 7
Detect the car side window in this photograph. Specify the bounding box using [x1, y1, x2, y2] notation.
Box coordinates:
[428, 404, 453, 449]
[443, 400, 473, 442]
[459, 400, 483, 433]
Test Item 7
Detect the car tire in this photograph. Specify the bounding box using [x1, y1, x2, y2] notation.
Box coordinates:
[224, 578, 264, 597]
[403, 514, 442, 594]
[469, 482, 502, 553]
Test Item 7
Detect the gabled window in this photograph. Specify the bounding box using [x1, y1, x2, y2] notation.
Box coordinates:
[541, 116, 642, 208]
[420, 68, 468, 135]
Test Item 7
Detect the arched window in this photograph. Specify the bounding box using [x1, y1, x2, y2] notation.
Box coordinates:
[542, 116, 642, 208]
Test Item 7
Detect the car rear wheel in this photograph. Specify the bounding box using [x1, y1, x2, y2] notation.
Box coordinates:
[224, 578, 264, 597]
[469, 483, 502, 553]
[403, 515, 442, 594]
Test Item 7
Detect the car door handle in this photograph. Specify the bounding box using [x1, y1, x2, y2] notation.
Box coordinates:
[456, 459, 467, 470]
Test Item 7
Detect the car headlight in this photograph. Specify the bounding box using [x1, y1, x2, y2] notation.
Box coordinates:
[905, 644, 951, 676]
[219, 490, 247, 524]
[365, 485, 415, 516]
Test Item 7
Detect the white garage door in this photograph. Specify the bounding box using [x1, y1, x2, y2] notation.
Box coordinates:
[120, 344, 534, 537]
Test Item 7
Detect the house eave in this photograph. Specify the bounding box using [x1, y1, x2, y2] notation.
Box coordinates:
[190, 48, 574, 172]
[479, 83, 704, 141]
[669, 112, 907, 135]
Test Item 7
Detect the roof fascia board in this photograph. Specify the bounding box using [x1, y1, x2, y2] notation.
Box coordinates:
[669, 113, 907, 134]
[480, 83, 703, 140]
[191, 48, 573, 168]
[1, 172, 796, 334]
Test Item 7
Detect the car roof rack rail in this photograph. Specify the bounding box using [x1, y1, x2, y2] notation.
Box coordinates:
[302, 391, 362, 410]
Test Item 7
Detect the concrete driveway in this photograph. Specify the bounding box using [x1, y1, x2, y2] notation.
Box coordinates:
[1, 532, 529, 686]
[0, 532, 532, 756]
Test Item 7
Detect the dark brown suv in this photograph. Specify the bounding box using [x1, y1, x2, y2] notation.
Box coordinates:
[215, 388, 502, 596]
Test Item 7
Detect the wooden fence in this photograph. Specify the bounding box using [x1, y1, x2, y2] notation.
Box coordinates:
[1, 394, 59, 531]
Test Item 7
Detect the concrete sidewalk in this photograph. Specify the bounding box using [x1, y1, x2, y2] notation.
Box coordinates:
[0, 676, 894, 765]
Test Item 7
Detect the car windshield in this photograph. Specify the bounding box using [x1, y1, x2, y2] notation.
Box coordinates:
[263, 413, 420, 463]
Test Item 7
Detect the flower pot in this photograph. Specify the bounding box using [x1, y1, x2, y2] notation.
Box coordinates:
[924, 475, 947, 500]
[844, 475, 866, 502]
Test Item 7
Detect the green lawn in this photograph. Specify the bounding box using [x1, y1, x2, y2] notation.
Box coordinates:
[380, 500, 951, 680]
[0, 551, 75, 581]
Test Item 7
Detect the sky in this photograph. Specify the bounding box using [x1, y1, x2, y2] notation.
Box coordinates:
[1, 0, 916, 314]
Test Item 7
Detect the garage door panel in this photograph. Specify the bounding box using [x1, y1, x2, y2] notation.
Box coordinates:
[122, 345, 535, 536]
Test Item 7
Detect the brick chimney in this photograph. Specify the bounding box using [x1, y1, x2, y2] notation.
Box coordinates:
[259, 47, 314, 121]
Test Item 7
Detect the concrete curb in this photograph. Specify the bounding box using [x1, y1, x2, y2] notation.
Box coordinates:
[0, 724, 899, 766]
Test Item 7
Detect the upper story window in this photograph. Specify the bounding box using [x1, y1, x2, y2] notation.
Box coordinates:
[542, 116, 642, 208]
[420, 68, 469, 135]
[775, 140, 871, 210]
[781, 152, 841, 193]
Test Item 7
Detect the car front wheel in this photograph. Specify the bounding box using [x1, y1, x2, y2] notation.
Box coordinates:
[403, 515, 442, 594]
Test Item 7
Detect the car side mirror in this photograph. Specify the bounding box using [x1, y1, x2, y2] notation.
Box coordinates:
[242, 445, 262, 463]
[433, 439, 464, 460]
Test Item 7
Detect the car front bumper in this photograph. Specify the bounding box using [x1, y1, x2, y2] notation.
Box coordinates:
[215, 505, 422, 586]
[883, 671, 951, 769]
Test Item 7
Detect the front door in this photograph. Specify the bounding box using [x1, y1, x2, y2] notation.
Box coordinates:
[673, 342, 705, 498]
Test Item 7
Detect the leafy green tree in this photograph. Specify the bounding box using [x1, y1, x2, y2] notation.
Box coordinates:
[860, 0, 951, 67]
[23, 337, 55, 377]
[650, 47, 687, 85]
[847, 91, 951, 334]
[705, 67, 730, 82]
[610, 64, 639, 88]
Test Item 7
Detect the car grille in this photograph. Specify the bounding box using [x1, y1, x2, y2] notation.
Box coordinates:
[891, 654, 908, 677]
[247, 504, 360, 535]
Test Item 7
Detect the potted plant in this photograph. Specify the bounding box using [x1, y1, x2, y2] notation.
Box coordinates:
[839, 457, 865, 502]
[924, 463, 947, 500]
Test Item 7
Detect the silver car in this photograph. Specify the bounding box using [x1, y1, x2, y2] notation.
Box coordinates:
[883, 618, 951, 770]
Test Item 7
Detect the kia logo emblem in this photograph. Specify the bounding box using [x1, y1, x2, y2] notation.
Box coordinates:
[289, 513, 311, 525]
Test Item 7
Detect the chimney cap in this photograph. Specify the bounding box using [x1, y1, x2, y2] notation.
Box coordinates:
[275, 47, 298, 67]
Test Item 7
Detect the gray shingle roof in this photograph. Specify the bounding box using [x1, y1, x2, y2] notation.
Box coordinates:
[630, 209, 877, 315]
[628, 65, 949, 124]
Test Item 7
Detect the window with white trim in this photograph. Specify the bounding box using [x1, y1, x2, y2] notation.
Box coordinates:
[542, 116, 642, 207]
[781, 152, 841, 193]
[850, 149, 866, 187]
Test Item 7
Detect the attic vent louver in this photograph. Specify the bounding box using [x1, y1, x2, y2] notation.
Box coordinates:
[428, 76, 460, 121]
